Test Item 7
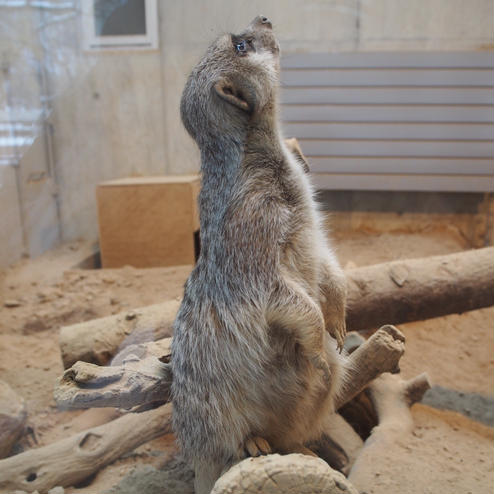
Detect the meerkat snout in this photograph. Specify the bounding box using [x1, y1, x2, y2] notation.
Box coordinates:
[251, 15, 273, 29]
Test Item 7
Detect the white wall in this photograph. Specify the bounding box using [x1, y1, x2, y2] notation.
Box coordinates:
[0, 166, 24, 267]
[0, 4, 58, 267]
[1, 0, 493, 260]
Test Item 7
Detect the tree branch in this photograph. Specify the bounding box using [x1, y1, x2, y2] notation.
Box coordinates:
[0, 404, 172, 493]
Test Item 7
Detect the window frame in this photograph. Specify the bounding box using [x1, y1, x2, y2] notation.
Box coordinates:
[81, 0, 159, 52]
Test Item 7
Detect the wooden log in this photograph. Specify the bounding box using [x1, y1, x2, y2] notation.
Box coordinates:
[51, 327, 401, 492]
[33, 325, 405, 492]
[54, 326, 404, 411]
[347, 372, 431, 490]
[345, 246, 494, 331]
[0, 403, 172, 493]
[59, 247, 494, 368]
[54, 339, 172, 411]
[335, 325, 405, 409]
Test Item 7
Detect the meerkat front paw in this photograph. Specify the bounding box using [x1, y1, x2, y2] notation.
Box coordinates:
[329, 320, 347, 353]
[244, 436, 272, 457]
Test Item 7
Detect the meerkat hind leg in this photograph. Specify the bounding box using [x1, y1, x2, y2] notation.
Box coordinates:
[269, 280, 331, 386]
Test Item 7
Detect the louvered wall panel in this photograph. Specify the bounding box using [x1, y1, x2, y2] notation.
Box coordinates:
[282, 105, 493, 123]
[280, 52, 494, 192]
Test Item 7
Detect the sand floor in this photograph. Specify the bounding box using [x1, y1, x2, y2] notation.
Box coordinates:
[0, 227, 492, 494]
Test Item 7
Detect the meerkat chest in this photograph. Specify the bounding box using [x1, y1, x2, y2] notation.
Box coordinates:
[278, 147, 328, 279]
[282, 150, 322, 233]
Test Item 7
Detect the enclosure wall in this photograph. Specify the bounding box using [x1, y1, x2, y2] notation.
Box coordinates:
[0, 0, 493, 264]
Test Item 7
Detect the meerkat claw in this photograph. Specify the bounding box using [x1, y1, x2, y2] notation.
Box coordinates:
[245, 436, 272, 457]
[337, 335, 345, 353]
[331, 324, 346, 353]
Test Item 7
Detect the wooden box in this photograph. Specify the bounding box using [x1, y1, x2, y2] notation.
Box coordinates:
[96, 175, 200, 268]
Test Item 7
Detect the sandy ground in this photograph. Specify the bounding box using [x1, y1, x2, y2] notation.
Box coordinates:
[0, 226, 492, 494]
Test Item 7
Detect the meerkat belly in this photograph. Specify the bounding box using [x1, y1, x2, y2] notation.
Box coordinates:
[280, 149, 329, 282]
[253, 329, 336, 448]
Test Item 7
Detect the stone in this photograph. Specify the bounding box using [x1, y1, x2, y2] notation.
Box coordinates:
[0, 380, 27, 458]
[211, 454, 359, 494]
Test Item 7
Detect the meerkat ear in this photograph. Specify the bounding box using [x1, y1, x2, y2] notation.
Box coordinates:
[213, 77, 254, 113]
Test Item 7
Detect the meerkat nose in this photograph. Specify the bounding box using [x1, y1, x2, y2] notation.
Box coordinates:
[260, 16, 272, 28]
[251, 15, 273, 29]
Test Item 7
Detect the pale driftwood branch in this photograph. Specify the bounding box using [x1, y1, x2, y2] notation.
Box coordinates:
[54, 356, 172, 411]
[306, 325, 404, 474]
[404, 372, 433, 406]
[50, 327, 403, 493]
[54, 326, 405, 412]
[44, 326, 409, 493]
[211, 453, 359, 494]
[55, 338, 172, 411]
[59, 300, 180, 368]
[59, 247, 494, 369]
[0, 403, 172, 493]
[334, 325, 405, 409]
[347, 372, 431, 490]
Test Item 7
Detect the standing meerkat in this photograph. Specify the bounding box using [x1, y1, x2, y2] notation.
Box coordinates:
[171, 16, 348, 494]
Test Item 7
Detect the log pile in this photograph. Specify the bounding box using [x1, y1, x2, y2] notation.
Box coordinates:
[0, 325, 415, 493]
[0, 247, 492, 493]
[59, 247, 494, 368]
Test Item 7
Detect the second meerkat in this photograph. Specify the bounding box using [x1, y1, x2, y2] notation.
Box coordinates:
[171, 16, 348, 494]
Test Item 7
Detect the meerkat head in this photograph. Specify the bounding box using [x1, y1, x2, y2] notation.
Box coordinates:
[181, 16, 280, 146]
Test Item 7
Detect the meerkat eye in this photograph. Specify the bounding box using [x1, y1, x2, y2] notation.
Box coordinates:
[235, 40, 247, 54]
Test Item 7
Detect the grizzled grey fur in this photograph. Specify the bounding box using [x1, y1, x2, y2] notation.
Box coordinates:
[171, 16, 348, 494]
